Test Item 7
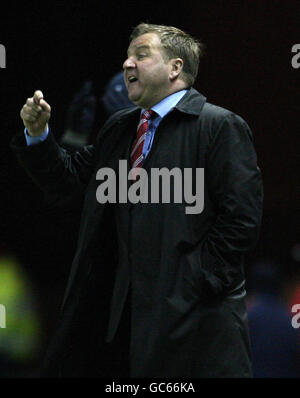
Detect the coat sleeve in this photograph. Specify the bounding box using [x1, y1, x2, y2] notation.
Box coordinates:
[199, 112, 263, 297]
[10, 129, 98, 209]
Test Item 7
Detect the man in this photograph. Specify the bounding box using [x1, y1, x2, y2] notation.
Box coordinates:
[11, 23, 263, 377]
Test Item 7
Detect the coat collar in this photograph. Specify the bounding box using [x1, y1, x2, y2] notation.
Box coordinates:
[174, 87, 207, 116]
[114, 88, 207, 123]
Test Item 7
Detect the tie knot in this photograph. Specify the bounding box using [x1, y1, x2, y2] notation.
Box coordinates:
[141, 109, 154, 121]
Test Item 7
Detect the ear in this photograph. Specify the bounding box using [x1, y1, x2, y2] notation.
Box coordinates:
[169, 58, 183, 81]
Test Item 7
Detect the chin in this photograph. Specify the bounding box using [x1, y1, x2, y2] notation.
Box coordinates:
[130, 99, 140, 107]
[128, 93, 139, 105]
[130, 97, 143, 107]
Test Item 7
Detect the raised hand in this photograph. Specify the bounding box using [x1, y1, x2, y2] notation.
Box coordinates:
[20, 90, 51, 136]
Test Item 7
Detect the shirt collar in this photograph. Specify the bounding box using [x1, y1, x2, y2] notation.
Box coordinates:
[142, 89, 188, 119]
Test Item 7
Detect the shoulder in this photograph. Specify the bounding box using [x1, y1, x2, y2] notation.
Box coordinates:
[180, 88, 250, 130]
[192, 101, 254, 149]
[200, 102, 252, 139]
[201, 102, 248, 127]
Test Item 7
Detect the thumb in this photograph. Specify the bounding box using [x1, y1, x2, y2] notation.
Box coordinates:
[33, 90, 44, 105]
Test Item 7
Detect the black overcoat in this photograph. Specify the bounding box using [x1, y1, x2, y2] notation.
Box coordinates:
[11, 88, 263, 377]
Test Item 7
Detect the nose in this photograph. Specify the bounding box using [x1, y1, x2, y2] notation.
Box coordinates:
[123, 56, 136, 70]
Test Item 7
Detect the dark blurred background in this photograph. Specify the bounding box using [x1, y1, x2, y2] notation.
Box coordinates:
[1, 1, 300, 377]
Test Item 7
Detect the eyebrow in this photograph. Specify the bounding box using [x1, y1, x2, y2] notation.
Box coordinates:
[127, 45, 150, 56]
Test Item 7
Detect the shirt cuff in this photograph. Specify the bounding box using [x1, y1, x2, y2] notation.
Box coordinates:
[24, 128, 49, 146]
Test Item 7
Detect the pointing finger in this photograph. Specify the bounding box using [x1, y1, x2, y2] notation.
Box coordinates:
[33, 90, 44, 105]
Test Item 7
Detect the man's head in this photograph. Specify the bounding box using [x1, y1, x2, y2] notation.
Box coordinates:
[123, 23, 204, 109]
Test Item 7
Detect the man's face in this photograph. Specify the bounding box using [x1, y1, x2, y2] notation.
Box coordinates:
[123, 33, 173, 109]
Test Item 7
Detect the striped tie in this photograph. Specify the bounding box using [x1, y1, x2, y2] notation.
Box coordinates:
[130, 110, 154, 180]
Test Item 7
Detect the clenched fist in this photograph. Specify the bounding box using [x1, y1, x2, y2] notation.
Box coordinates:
[20, 90, 51, 136]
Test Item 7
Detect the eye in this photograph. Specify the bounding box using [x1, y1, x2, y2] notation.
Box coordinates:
[137, 53, 146, 59]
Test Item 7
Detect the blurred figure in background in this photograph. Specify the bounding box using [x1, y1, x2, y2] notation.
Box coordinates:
[101, 70, 135, 116]
[0, 251, 41, 377]
[59, 71, 134, 151]
[246, 260, 300, 378]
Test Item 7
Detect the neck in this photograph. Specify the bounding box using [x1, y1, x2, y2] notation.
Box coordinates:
[170, 78, 188, 94]
[144, 82, 188, 109]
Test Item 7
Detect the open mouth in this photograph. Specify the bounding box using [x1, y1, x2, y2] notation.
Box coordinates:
[128, 76, 138, 83]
